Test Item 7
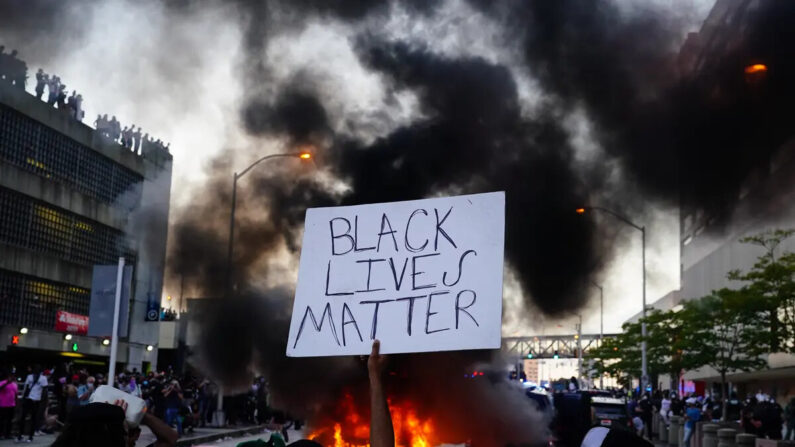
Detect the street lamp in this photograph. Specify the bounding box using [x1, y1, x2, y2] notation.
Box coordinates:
[577, 206, 648, 393]
[217, 150, 312, 428]
[591, 281, 604, 389]
[226, 151, 313, 294]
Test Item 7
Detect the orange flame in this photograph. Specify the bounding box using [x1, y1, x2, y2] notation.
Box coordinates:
[308, 394, 437, 447]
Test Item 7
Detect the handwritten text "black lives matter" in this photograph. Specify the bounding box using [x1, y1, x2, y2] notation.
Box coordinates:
[292, 206, 481, 349]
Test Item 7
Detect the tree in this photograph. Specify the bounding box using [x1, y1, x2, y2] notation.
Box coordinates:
[587, 327, 640, 387]
[728, 229, 795, 353]
[640, 308, 706, 391]
[684, 288, 768, 420]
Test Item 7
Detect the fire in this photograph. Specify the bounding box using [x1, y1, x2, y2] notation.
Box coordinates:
[308, 393, 437, 447]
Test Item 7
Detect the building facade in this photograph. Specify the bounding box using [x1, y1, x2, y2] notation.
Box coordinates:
[630, 0, 795, 399]
[0, 80, 172, 372]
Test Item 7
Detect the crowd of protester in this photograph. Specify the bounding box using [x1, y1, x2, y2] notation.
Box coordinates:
[624, 388, 794, 444]
[0, 45, 170, 155]
[0, 361, 298, 445]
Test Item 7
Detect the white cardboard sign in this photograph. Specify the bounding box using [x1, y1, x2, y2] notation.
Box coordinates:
[286, 191, 505, 357]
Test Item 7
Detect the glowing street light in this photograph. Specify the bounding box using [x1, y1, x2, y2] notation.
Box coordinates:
[744, 63, 767, 74]
[227, 151, 315, 294]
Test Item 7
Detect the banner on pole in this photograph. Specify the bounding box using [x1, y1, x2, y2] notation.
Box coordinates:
[54, 311, 89, 335]
[87, 265, 133, 337]
[287, 191, 505, 357]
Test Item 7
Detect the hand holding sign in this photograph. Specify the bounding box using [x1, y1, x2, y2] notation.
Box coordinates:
[286, 192, 505, 357]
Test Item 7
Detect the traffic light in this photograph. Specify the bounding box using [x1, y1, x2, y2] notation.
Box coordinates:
[71, 342, 78, 352]
[11, 335, 19, 345]
[527, 353, 534, 359]
[553, 351, 559, 359]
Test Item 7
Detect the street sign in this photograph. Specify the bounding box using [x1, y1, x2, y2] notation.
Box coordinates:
[54, 311, 89, 335]
[287, 192, 505, 357]
[87, 265, 133, 337]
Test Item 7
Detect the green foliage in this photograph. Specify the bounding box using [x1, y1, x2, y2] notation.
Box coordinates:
[682, 288, 768, 375]
[587, 229, 795, 392]
[729, 229, 795, 352]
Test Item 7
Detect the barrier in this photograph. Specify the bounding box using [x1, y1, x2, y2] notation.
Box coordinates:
[716, 428, 736, 447]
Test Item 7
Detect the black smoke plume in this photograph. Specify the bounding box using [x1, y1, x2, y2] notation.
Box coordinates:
[166, 0, 795, 444]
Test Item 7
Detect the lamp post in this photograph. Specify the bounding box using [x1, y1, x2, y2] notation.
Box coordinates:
[591, 281, 604, 389]
[575, 314, 582, 383]
[213, 151, 311, 427]
[226, 151, 312, 295]
[577, 206, 647, 393]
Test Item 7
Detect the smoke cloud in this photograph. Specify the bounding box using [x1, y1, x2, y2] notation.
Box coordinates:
[4, 0, 795, 444]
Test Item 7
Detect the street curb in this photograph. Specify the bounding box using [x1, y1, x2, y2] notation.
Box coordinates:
[146, 425, 269, 447]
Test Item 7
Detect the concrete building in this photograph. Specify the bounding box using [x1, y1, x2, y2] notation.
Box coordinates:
[627, 0, 795, 399]
[0, 79, 172, 372]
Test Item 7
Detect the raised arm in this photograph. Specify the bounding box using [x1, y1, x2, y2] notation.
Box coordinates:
[368, 340, 394, 447]
[142, 413, 179, 446]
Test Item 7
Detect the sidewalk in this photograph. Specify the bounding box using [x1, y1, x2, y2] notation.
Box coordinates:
[0, 425, 271, 447]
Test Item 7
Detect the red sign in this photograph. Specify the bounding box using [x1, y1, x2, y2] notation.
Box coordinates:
[54, 311, 89, 335]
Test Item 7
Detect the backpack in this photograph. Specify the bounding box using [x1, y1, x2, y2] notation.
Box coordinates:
[23, 373, 41, 399]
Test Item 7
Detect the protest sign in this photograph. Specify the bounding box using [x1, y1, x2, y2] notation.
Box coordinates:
[286, 191, 505, 357]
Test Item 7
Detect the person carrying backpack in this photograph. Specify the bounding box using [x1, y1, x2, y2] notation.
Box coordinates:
[16, 365, 48, 443]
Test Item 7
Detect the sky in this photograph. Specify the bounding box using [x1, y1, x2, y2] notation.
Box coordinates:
[0, 0, 717, 336]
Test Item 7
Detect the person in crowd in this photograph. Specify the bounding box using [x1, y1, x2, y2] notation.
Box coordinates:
[17, 365, 49, 443]
[47, 75, 59, 105]
[0, 45, 6, 80]
[35, 69, 47, 99]
[56, 83, 67, 109]
[51, 400, 178, 447]
[111, 116, 121, 142]
[74, 94, 84, 121]
[67, 90, 76, 114]
[638, 393, 653, 439]
[77, 374, 92, 406]
[6, 50, 27, 89]
[785, 397, 795, 440]
[256, 377, 269, 425]
[64, 374, 80, 418]
[660, 392, 672, 426]
[682, 398, 702, 447]
[0, 370, 17, 440]
[127, 375, 142, 398]
[163, 379, 184, 436]
[671, 392, 684, 416]
[726, 392, 742, 422]
[758, 396, 783, 440]
[120, 126, 129, 146]
[132, 127, 142, 153]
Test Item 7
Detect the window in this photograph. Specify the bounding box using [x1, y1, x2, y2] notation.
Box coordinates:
[0, 104, 143, 204]
[0, 269, 90, 330]
[0, 186, 136, 266]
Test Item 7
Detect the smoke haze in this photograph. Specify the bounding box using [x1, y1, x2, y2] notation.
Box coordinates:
[3, 0, 794, 443]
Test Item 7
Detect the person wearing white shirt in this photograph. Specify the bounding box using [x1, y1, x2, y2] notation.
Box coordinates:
[16, 367, 48, 443]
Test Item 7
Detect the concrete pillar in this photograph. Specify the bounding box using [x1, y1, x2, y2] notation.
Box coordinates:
[669, 416, 681, 447]
[716, 428, 736, 447]
[659, 417, 669, 442]
[734, 433, 754, 447]
[702, 424, 720, 447]
[653, 412, 660, 437]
